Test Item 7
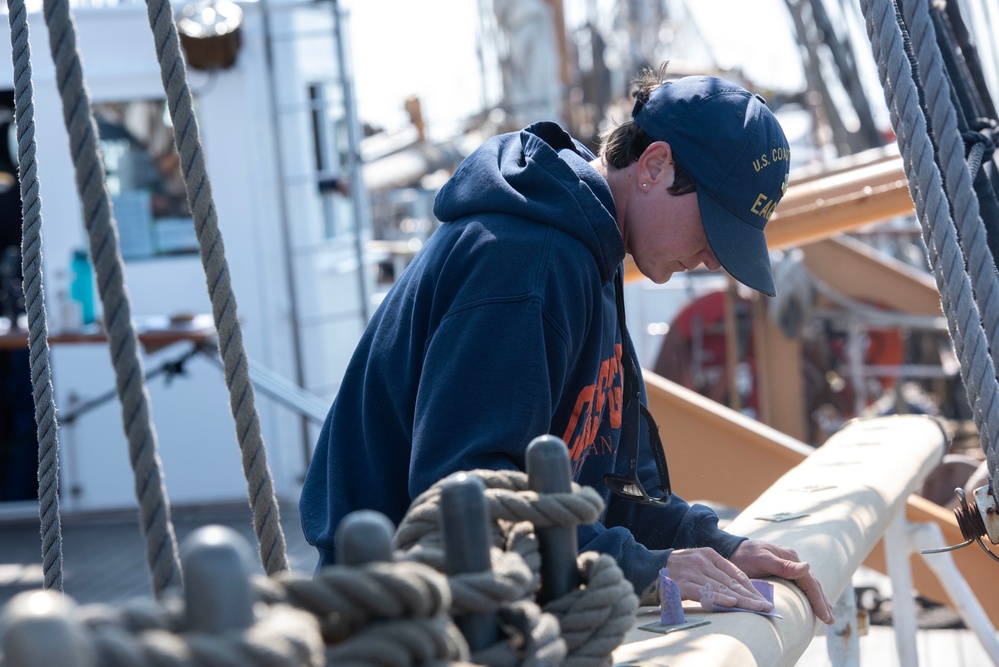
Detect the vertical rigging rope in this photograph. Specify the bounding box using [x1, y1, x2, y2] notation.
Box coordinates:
[143, 0, 289, 574]
[42, 0, 183, 597]
[900, 0, 999, 498]
[902, 0, 999, 362]
[7, 0, 63, 592]
[860, 0, 999, 498]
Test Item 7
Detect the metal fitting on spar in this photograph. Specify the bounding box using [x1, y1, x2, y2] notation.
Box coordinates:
[921, 485, 999, 563]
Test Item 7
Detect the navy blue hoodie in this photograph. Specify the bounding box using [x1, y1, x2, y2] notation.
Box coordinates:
[299, 122, 745, 598]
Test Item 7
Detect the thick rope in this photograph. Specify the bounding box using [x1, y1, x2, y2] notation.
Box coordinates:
[6, 0, 63, 593]
[395, 469, 635, 667]
[253, 561, 453, 643]
[860, 0, 999, 499]
[395, 470, 605, 551]
[253, 561, 470, 664]
[470, 600, 567, 667]
[143, 0, 288, 575]
[75, 599, 325, 667]
[42, 0, 182, 597]
[323, 616, 468, 667]
[900, 0, 999, 490]
[541, 552, 637, 667]
[903, 0, 999, 360]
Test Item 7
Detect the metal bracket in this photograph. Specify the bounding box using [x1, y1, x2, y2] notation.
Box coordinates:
[972, 485, 999, 545]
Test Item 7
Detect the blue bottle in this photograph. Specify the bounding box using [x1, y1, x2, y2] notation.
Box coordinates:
[70, 249, 95, 326]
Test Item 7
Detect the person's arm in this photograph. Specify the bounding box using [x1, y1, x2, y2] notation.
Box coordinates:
[599, 349, 833, 621]
[405, 296, 698, 589]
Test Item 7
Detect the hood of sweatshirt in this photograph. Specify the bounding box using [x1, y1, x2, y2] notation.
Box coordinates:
[433, 121, 625, 283]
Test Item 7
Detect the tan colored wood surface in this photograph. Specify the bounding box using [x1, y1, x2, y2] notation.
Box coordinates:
[613, 414, 947, 667]
[645, 372, 812, 509]
[766, 156, 913, 250]
[750, 295, 808, 441]
[801, 236, 942, 316]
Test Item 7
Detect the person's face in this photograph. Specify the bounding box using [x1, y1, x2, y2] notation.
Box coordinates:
[620, 144, 721, 284]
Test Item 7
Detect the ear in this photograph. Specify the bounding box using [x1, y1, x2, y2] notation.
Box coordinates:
[637, 141, 676, 188]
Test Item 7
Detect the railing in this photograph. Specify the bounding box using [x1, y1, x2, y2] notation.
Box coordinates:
[612, 413, 999, 666]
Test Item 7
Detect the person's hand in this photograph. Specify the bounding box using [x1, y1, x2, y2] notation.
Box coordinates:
[729, 540, 834, 624]
[665, 547, 774, 613]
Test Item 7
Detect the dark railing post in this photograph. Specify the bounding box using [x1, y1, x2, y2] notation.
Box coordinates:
[527, 434, 579, 603]
[181, 525, 255, 633]
[440, 473, 498, 651]
[335, 509, 395, 565]
[0, 590, 93, 667]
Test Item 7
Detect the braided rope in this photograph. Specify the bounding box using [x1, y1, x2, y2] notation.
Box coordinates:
[251, 560, 469, 665]
[394, 469, 635, 667]
[900, 0, 999, 491]
[41, 0, 181, 597]
[395, 470, 605, 550]
[394, 471, 604, 616]
[324, 616, 469, 667]
[542, 553, 637, 667]
[142, 0, 288, 576]
[78, 601, 325, 667]
[470, 600, 567, 667]
[253, 561, 452, 643]
[6, 0, 63, 593]
[860, 0, 999, 498]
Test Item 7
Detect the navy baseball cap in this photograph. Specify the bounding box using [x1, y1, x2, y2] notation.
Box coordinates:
[632, 76, 790, 297]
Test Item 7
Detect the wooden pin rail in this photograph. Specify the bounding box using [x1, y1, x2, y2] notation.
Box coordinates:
[612, 413, 947, 667]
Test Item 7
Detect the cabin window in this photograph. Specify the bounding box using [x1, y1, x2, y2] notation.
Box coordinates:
[94, 99, 198, 260]
[307, 82, 352, 240]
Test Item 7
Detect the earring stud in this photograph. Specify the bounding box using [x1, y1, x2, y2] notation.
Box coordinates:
[642, 183, 648, 188]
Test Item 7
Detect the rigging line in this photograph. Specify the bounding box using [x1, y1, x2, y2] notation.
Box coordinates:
[860, 0, 999, 501]
[42, 0, 182, 597]
[944, 0, 998, 120]
[7, 0, 63, 593]
[143, 0, 289, 574]
[928, 8, 999, 281]
[930, 7, 999, 272]
[901, 0, 999, 493]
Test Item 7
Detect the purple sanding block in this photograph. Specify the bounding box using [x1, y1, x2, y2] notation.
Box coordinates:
[701, 579, 783, 619]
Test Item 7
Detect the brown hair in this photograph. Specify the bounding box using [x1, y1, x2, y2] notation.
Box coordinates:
[599, 63, 697, 196]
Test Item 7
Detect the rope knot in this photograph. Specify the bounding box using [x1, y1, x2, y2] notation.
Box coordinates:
[962, 129, 995, 180]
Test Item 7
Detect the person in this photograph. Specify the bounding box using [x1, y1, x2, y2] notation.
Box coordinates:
[300, 64, 834, 624]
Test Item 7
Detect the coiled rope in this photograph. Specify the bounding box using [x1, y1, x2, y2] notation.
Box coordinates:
[860, 0, 999, 498]
[257, 562, 469, 666]
[2, 466, 634, 667]
[6, 0, 63, 592]
[395, 470, 638, 667]
[71, 595, 325, 667]
[42, 0, 182, 597]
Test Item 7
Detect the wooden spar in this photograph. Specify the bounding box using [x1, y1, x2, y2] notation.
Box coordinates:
[800, 234, 942, 316]
[612, 414, 947, 667]
[766, 157, 913, 251]
[643, 371, 999, 626]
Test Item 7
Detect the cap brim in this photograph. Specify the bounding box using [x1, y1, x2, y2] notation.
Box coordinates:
[697, 191, 777, 297]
